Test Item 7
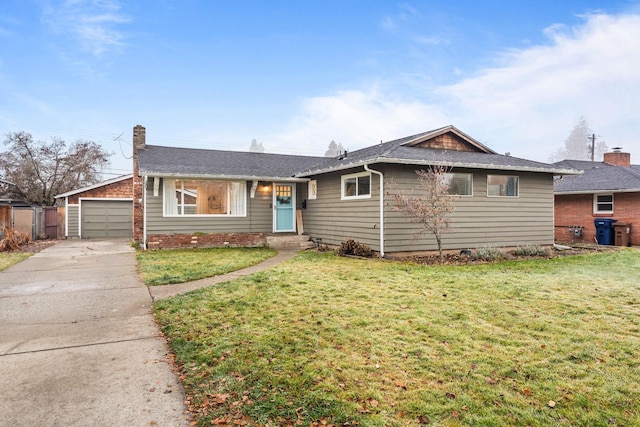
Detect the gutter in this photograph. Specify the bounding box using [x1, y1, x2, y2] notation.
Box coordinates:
[364, 164, 385, 257]
[555, 188, 640, 195]
[296, 157, 582, 177]
[140, 172, 309, 182]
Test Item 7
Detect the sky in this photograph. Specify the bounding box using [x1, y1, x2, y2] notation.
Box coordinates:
[1, 0, 640, 176]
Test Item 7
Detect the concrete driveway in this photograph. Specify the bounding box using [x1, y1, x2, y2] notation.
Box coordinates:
[0, 239, 190, 427]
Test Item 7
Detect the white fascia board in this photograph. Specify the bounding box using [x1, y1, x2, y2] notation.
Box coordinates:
[141, 172, 309, 182]
[554, 188, 640, 195]
[295, 157, 582, 177]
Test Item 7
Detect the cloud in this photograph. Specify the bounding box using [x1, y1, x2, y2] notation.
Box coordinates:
[275, 12, 640, 162]
[271, 86, 449, 155]
[42, 0, 131, 56]
[440, 12, 640, 158]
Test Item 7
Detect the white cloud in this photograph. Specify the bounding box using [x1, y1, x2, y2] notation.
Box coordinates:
[275, 12, 640, 162]
[270, 86, 449, 155]
[440, 12, 640, 159]
[42, 0, 131, 56]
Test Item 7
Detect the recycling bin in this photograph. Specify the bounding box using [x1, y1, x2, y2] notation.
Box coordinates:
[594, 218, 617, 245]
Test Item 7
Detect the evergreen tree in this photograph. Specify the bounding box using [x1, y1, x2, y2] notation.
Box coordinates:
[249, 139, 265, 153]
[549, 117, 608, 162]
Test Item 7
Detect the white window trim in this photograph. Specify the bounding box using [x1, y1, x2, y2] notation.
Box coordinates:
[341, 171, 372, 200]
[486, 175, 519, 198]
[593, 193, 614, 214]
[162, 179, 247, 217]
[308, 180, 317, 200]
[444, 172, 473, 197]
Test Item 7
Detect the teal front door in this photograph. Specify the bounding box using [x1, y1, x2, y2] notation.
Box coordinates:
[274, 183, 295, 232]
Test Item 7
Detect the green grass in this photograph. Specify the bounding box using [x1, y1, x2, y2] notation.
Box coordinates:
[0, 252, 32, 271]
[154, 249, 640, 426]
[136, 247, 277, 286]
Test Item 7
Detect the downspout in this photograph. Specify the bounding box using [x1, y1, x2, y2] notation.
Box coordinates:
[364, 164, 385, 257]
[143, 175, 148, 250]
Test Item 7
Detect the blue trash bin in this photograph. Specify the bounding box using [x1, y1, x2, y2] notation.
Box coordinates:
[594, 218, 617, 245]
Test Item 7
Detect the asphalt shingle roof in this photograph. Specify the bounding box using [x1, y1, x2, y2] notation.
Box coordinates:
[137, 126, 579, 179]
[295, 128, 578, 176]
[553, 159, 640, 193]
[138, 146, 324, 179]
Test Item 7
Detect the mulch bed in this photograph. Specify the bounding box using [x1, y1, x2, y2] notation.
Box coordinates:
[5, 239, 60, 253]
[389, 245, 612, 266]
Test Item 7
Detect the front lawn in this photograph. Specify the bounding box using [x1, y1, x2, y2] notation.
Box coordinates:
[136, 247, 277, 286]
[154, 249, 640, 426]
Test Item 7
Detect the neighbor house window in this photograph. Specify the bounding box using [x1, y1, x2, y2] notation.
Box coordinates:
[444, 173, 473, 196]
[594, 194, 613, 213]
[163, 179, 246, 216]
[341, 172, 371, 199]
[487, 175, 519, 197]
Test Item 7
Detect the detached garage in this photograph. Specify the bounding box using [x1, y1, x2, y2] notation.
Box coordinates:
[55, 174, 133, 239]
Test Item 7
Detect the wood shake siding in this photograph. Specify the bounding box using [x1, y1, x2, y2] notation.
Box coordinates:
[305, 165, 554, 252]
[144, 179, 273, 235]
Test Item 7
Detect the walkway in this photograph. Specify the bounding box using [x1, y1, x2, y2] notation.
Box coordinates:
[148, 249, 299, 300]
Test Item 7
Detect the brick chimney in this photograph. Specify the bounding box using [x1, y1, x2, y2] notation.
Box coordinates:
[133, 124, 146, 151]
[132, 125, 146, 245]
[603, 148, 631, 167]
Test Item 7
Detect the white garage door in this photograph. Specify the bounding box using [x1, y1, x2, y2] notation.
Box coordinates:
[81, 200, 132, 239]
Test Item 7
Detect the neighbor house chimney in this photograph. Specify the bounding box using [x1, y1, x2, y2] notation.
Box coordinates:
[133, 124, 146, 152]
[603, 147, 631, 167]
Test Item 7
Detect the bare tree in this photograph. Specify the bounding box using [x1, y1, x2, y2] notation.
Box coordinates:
[387, 166, 457, 262]
[549, 116, 608, 162]
[0, 132, 111, 206]
[249, 138, 265, 153]
[325, 140, 345, 157]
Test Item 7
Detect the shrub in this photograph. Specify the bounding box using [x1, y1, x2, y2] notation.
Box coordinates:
[512, 245, 550, 257]
[471, 246, 506, 261]
[0, 227, 32, 252]
[337, 239, 374, 258]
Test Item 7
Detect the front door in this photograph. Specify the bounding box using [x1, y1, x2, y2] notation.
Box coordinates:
[274, 183, 295, 232]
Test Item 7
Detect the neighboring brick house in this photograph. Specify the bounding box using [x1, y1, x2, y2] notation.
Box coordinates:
[554, 149, 640, 246]
[55, 174, 134, 239]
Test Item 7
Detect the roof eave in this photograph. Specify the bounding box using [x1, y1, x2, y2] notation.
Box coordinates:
[555, 188, 640, 195]
[296, 157, 581, 177]
[54, 174, 134, 199]
[139, 171, 309, 182]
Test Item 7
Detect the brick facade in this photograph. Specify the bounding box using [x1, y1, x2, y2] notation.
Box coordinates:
[554, 192, 639, 245]
[146, 232, 267, 249]
[67, 178, 133, 204]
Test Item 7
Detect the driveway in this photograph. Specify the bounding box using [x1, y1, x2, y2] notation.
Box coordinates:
[0, 239, 189, 427]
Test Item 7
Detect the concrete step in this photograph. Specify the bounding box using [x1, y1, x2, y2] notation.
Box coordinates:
[266, 235, 315, 250]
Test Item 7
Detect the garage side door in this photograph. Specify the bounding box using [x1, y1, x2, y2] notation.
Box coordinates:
[81, 200, 132, 239]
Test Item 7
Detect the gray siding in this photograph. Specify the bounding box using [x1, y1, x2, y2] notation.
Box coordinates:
[145, 179, 274, 234]
[67, 205, 79, 238]
[304, 165, 555, 253]
[303, 167, 382, 248]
